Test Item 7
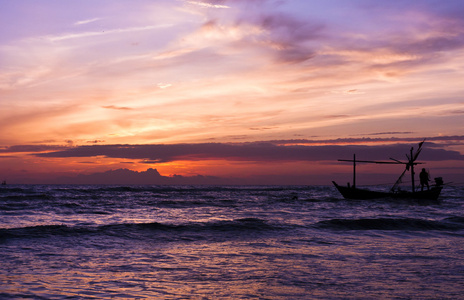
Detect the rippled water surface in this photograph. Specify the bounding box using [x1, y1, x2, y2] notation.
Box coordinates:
[1, 185, 464, 299]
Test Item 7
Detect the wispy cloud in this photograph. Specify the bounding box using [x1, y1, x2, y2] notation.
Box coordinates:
[0, 145, 69, 153]
[47, 24, 171, 42]
[74, 18, 101, 26]
[157, 83, 172, 89]
[102, 105, 132, 110]
[186, 1, 230, 9]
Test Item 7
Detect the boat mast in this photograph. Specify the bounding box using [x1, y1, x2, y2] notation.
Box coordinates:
[410, 147, 415, 192]
[353, 154, 356, 188]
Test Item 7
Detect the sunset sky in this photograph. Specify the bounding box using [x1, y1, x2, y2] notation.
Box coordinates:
[1, 0, 464, 185]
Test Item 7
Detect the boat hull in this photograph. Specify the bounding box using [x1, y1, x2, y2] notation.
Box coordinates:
[332, 181, 442, 201]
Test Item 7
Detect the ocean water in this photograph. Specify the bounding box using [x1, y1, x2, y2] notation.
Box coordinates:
[1, 184, 464, 299]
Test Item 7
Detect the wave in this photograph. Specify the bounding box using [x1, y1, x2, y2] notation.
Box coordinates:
[0, 193, 53, 201]
[0, 218, 281, 241]
[315, 217, 464, 231]
[0, 187, 30, 193]
[444, 216, 464, 225]
[103, 217, 277, 235]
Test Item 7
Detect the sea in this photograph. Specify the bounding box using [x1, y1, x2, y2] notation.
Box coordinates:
[1, 184, 464, 299]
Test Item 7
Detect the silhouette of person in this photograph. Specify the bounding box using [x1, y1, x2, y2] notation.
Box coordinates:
[419, 168, 430, 191]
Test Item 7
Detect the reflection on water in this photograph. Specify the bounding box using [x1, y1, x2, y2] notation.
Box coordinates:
[2, 234, 463, 299]
[1, 185, 464, 298]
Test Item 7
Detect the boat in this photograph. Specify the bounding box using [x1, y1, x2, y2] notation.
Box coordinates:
[332, 140, 443, 201]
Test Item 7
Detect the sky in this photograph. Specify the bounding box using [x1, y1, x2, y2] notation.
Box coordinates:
[1, 0, 464, 185]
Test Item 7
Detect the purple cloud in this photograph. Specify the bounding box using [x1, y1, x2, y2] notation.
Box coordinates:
[33, 138, 464, 163]
[0, 145, 69, 153]
[246, 13, 323, 64]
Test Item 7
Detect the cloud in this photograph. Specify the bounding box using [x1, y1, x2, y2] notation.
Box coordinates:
[86, 140, 105, 144]
[176, 8, 324, 66]
[1, 1, 464, 152]
[102, 105, 132, 110]
[240, 12, 324, 63]
[33, 137, 464, 163]
[309, 3, 464, 80]
[0, 145, 69, 153]
[74, 18, 101, 26]
[157, 83, 172, 89]
[46, 25, 171, 42]
[270, 136, 464, 146]
[259, 13, 323, 44]
[186, 1, 230, 9]
[355, 132, 414, 136]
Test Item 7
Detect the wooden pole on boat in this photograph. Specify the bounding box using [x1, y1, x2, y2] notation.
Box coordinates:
[353, 154, 356, 188]
[410, 147, 415, 192]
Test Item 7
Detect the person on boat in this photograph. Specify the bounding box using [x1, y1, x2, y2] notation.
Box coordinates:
[419, 168, 430, 191]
